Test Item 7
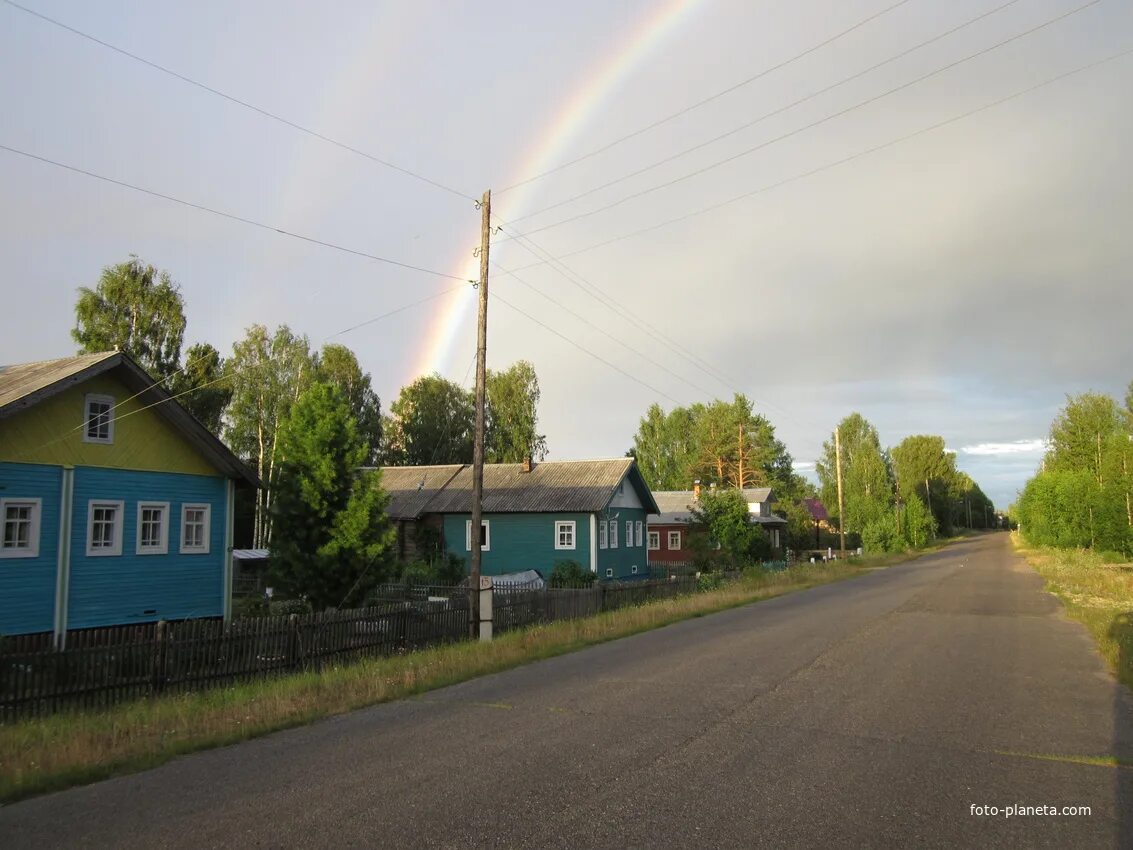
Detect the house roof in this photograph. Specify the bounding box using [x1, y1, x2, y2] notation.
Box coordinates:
[741, 487, 774, 503]
[378, 465, 464, 520]
[648, 488, 787, 526]
[0, 351, 260, 488]
[376, 458, 659, 518]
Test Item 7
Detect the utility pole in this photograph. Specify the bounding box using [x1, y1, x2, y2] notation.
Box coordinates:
[834, 426, 846, 557]
[469, 189, 491, 638]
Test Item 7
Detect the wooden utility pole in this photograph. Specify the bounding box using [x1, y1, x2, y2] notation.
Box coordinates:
[834, 427, 846, 557]
[469, 189, 491, 638]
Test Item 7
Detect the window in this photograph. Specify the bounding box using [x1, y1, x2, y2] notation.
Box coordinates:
[625, 521, 633, 548]
[555, 520, 576, 550]
[605, 568, 613, 578]
[648, 531, 660, 551]
[180, 504, 211, 554]
[599, 520, 608, 549]
[609, 520, 618, 549]
[751, 502, 761, 516]
[0, 498, 41, 558]
[465, 519, 491, 552]
[87, 500, 124, 556]
[635, 521, 643, 547]
[136, 502, 169, 554]
[631, 565, 638, 575]
[83, 394, 115, 444]
[668, 530, 682, 551]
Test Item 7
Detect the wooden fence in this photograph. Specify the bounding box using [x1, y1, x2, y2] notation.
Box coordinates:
[0, 599, 468, 722]
[492, 576, 698, 633]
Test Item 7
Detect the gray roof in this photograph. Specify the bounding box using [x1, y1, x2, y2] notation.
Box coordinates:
[377, 459, 659, 517]
[378, 465, 464, 520]
[741, 487, 774, 503]
[648, 489, 786, 526]
[0, 351, 260, 488]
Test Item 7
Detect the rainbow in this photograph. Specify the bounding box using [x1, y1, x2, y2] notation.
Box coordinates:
[411, 0, 704, 381]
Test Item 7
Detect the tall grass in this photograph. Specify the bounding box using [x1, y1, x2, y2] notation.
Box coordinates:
[1015, 535, 1133, 691]
[0, 555, 918, 802]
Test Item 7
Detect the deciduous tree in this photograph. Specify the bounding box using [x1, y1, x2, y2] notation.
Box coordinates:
[318, 343, 382, 464]
[168, 342, 231, 435]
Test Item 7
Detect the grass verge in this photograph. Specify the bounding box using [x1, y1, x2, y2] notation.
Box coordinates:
[0, 548, 942, 803]
[1013, 534, 1133, 691]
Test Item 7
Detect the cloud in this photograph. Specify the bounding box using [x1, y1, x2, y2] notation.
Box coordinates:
[792, 461, 815, 471]
[959, 439, 1048, 457]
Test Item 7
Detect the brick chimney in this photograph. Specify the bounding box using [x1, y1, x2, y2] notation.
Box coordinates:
[521, 455, 533, 473]
[693, 479, 701, 501]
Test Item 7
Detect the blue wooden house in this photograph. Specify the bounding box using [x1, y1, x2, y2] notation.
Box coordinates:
[379, 458, 659, 580]
[0, 352, 259, 641]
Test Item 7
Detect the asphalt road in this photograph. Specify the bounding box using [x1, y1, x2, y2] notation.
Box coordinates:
[3, 534, 1132, 848]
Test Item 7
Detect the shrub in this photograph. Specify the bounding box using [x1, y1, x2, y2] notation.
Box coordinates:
[268, 598, 313, 617]
[550, 560, 596, 588]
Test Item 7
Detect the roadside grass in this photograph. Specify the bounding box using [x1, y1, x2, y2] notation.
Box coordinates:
[1013, 535, 1133, 692]
[0, 549, 942, 803]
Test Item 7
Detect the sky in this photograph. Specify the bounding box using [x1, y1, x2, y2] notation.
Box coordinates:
[1, 0, 1131, 509]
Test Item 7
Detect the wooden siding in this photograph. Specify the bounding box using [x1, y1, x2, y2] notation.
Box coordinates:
[0, 463, 62, 634]
[442, 512, 593, 578]
[594, 506, 650, 579]
[0, 373, 218, 477]
[67, 467, 227, 629]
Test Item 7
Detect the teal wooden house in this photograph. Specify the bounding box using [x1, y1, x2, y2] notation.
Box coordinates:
[0, 352, 259, 641]
[380, 459, 660, 580]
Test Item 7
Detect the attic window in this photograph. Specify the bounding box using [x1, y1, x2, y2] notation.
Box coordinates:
[83, 394, 115, 444]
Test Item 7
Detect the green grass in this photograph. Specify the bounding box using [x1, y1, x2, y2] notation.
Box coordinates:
[0, 549, 943, 803]
[1014, 534, 1133, 691]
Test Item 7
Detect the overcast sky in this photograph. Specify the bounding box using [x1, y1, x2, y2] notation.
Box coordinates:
[2, 0, 1131, 508]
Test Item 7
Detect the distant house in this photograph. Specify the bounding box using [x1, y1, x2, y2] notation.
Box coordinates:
[0, 352, 259, 640]
[648, 485, 788, 566]
[378, 458, 659, 580]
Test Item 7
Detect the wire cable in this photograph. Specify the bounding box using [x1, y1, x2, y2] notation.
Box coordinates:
[0, 143, 474, 283]
[497, 0, 918, 194]
[0, 0, 475, 203]
[505, 0, 1104, 239]
[508, 0, 1024, 224]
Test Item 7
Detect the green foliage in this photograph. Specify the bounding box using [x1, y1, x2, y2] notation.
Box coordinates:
[168, 342, 231, 435]
[382, 374, 474, 465]
[549, 560, 596, 588]
[318, 344, 383, 465]
[72, 256, 186, 380]
[269, 598, 314, 617]
[815, 413, 893, 535]
[269, 382, 396, 610]
[861, 515, 902, 553]
[232, 596, 269, 619]
[486, 360, 548, 463]
[890, 434, 962, 535]
[899, 492, 937, 549]
[225, 324, 317, 547]
[688, 489, 770, 569]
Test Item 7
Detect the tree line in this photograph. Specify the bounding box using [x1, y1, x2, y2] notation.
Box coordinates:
[1015, 386, 1133, 555]
[71, 257, 552, 603]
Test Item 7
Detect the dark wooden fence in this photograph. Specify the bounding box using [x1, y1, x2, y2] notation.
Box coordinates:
[0, 599, 468, 722]
[492, 576, 698, 633]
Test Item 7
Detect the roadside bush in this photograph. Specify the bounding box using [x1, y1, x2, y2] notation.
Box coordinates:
[268, 598, 312, 617]
[550, 560, 596, 588]
[696, 572, 728, 592]
[399, 555, 466, 586]
[232, 596, 269, 619]
[862, 516, 901, 553]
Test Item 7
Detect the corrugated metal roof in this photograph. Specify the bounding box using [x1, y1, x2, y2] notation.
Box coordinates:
[741, 487, 774, 503]
[648, 489, 785, 526]
[378, 459, 658, 515]
[377, 465, 464, 519]
[0, 352, 117, 411]
[232, 549, 270, 560]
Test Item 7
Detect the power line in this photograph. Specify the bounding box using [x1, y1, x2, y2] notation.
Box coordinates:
[509, 0, 1024, 224]
[0, 143, 474, 283]
[503, 42, 1133, 272]
[506, 0, 1104, 240]
[0, 0, 475, 203]
[497, 0, 918, 195]
[489, 290, 682, 405]
[492, 258, 718, 399]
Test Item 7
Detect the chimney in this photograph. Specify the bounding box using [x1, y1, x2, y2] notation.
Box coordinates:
[521, 455, 533, 473]
[693, 479, 701, 501]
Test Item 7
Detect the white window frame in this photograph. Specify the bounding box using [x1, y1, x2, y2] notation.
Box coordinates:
[465, 519, 491, 552]
[0, 497, 42, 559]
[86, 499, 124, 556]
[180, 503, 212, 554]
[625, 520, 633, 548]
[668, 530, 682, 551]
[647, 530, 660, 551]
[635, 521, 643, 547]
[83, 393, 115, 444]
[609, 520, 618, 549]
[631, 565, 639, 575]
[605, 568, 613, 578]
[554, 520, 576, 550]
[135, 502, 170, 555]
[599, 520, 608, 549]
